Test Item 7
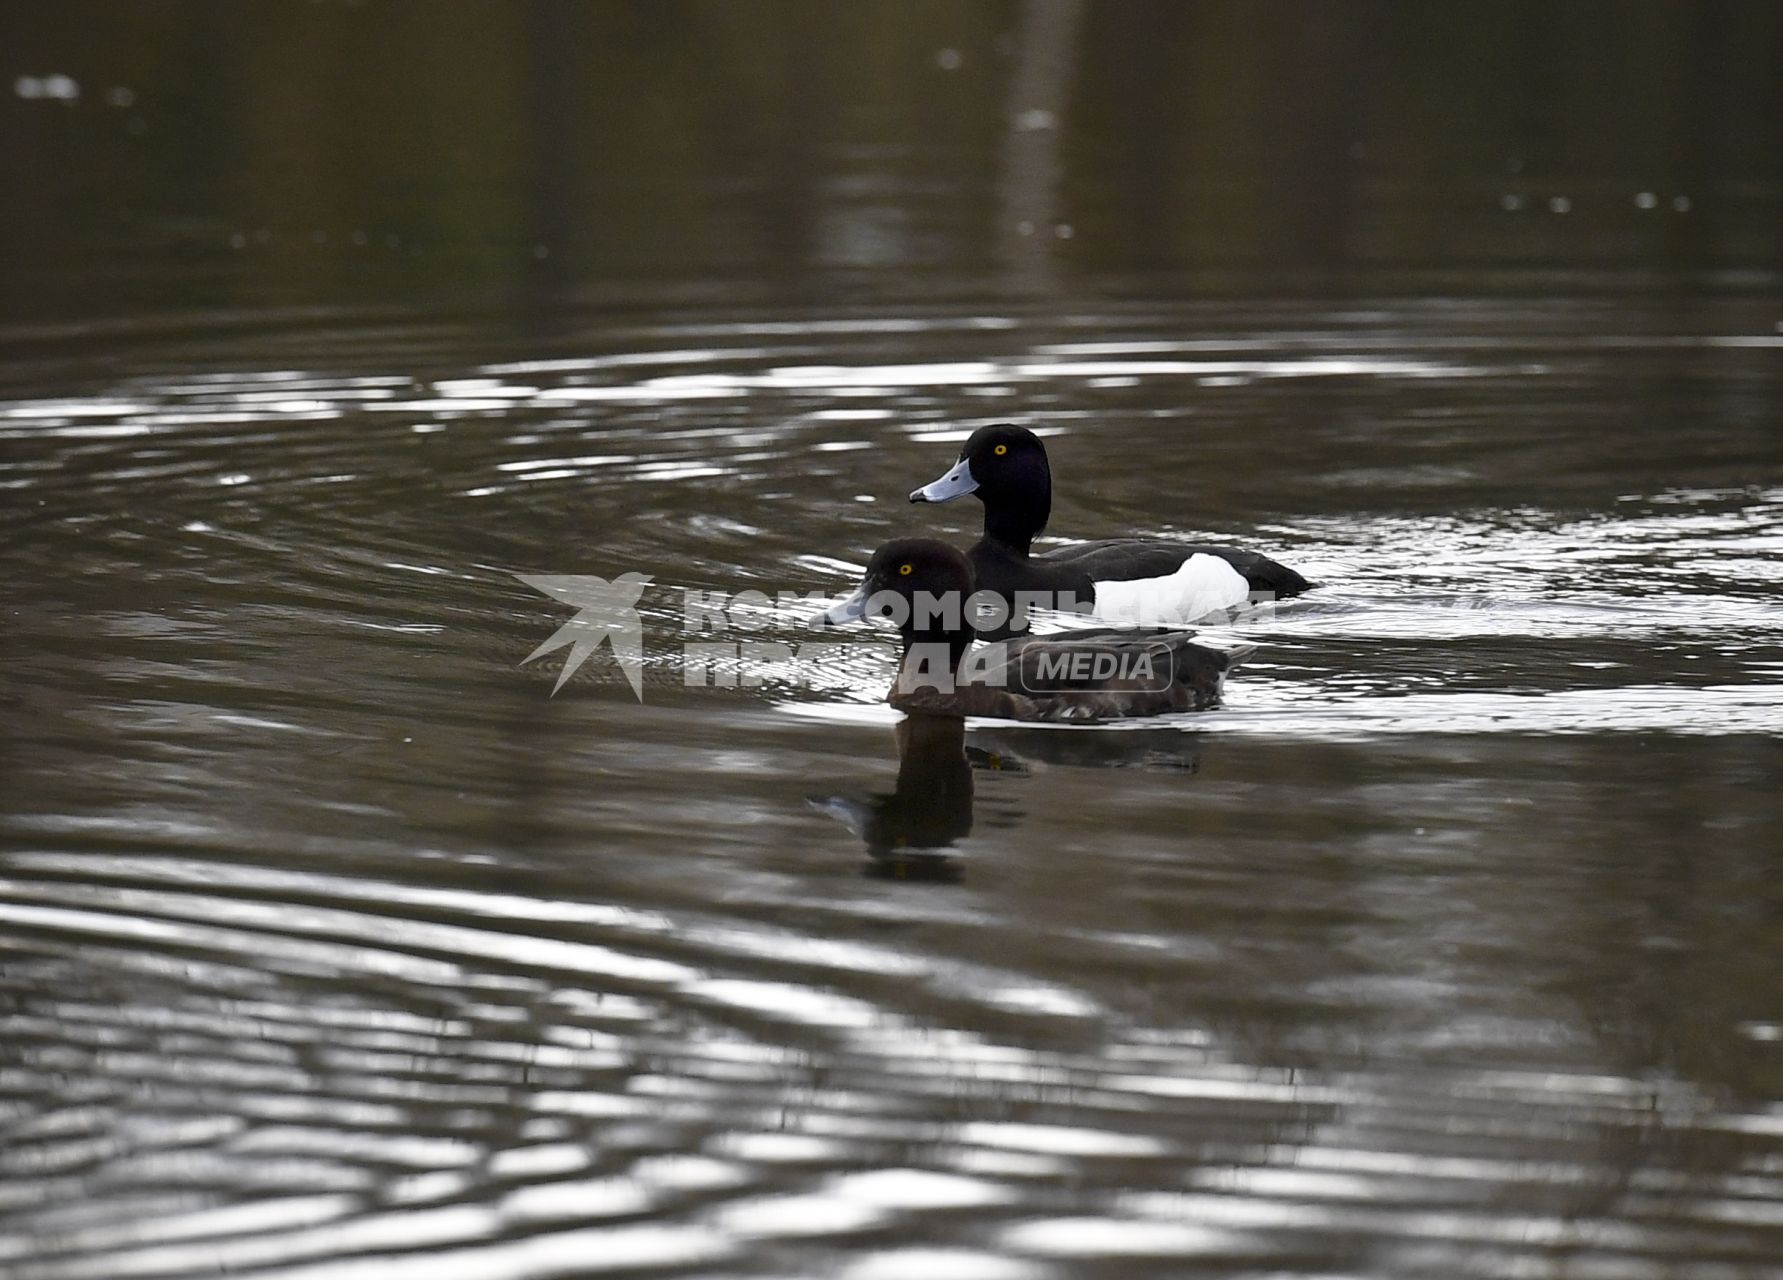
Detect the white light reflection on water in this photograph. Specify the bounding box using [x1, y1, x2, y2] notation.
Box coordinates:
[1198, 683, 1783, 738]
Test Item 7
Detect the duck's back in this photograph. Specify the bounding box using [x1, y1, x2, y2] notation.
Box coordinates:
[969, 538, 1307, 613]
[1034, 539, 1310, 599]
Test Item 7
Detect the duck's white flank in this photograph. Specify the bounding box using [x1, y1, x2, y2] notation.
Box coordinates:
[1089, 554, 1249, 625]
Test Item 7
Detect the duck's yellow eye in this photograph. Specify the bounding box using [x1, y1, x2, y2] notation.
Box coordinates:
[993, 443, 1008, 456]
[898, 563, 913, 576]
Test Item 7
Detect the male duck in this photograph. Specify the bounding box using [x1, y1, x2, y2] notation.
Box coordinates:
[910, 424, 1310, 635]
[822, 538, 1252, 722]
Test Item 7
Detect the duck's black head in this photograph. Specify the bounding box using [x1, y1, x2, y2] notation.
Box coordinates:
[908, 424, 1051, 552]
[820, 537, 978, 663]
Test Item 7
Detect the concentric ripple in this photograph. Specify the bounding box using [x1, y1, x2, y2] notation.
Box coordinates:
[3, 298, 1782, 1276]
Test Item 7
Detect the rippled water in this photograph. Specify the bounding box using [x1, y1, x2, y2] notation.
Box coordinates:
[4, 295, 1783, 1279]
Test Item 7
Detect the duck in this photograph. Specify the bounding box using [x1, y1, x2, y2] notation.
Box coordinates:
[909, 423, 1310, 636]
[820, 537, 1252, 722]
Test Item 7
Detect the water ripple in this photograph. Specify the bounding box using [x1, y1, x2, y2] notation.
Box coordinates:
[3, 303, 1782, 1276]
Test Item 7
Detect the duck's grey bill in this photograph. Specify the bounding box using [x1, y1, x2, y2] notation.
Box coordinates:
[818, 585, 872, 626]
[908, 457, 978, 504]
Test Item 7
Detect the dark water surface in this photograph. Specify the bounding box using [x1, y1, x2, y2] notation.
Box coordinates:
[5, 294, 1782, 1280]
[6, 4, 1783, 1279]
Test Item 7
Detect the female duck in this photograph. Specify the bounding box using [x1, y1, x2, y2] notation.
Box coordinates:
[822, 538, 1252, 723]
[910, 424, 1309, 634]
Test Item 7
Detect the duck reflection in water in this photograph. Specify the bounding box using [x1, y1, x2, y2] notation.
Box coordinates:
[811, 714, 985, 880]
[812, 714, 1205, 880]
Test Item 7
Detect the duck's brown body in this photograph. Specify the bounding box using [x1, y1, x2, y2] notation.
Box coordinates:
[890, 626, 1247, 722]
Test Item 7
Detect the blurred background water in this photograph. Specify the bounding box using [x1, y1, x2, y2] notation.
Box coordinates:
[3, 3, 1782, 1278]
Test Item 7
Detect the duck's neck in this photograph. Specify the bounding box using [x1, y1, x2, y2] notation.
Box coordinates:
[899, 627, 975, 677]
[980, 471, 1050, 557]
